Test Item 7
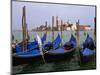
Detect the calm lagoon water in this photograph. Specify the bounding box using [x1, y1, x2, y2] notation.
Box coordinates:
[12, 30, 94, 44]
[12, 30, 96, 74]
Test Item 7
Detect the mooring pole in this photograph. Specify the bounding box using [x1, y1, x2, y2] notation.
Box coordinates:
[61, 20, 63, 46]
[22, 6, 25, 52]
[56, 16, 58, 31]
[45, 21, 48, 36]
[22, 6, 28, 52]
[76, 20, 81, 65]
[25, 23, 27, 52]
[52, 16, 54, 42]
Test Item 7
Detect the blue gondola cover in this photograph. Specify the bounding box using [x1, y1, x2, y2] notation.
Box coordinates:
[69, 34, 77, 47]
[16, 49, 41, 57]
[83, 34, 95, 50]
[81, 48, 94, 56]
[53, 34, 61, 49]
[15, 34, 46, 53]
[41, 33, 46, 44]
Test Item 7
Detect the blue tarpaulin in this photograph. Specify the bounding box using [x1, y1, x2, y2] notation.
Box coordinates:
[83, 34, 95, 50]
[15, 33, 46, 53]
[81, 48, 94, 56]
[48, 47, 64, 53]
[41, 33, 46, 44]
[53, 34, 61, 49]
[69, 34, 77, 47]
[16, 49, 41, 57]
[16, 41, 38, 52]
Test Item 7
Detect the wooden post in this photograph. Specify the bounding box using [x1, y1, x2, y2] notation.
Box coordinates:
[76, 20, 80, 47]
[25, 23, 29, 51]
[45, 21, 47, 35]
[26, 24, 28, 40]
[41, 25, 42, 39]
[22, 6, 25, 52]
[12, 34, 14, 41]
[56, 16, 58, 31]
[27, 24, 30, 41]
[22, 6, 27, 52]
[76, 20, 81, 64]
[61, 20, 63, 46]
[52, 16, 54, 42]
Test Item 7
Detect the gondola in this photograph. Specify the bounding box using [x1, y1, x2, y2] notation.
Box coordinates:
[13, 33, 47, 53]
[44, 34, 77, 62]
[13, 34, 76, 65]
[13, 34, 61, 66]
[80, 34, 95, 63]
[43, 33, 61, 51]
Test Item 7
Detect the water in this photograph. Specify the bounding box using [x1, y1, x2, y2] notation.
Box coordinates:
[12, 30, 94, 44]
[12, 30, 96, 74]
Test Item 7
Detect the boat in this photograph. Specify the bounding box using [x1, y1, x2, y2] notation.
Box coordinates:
[13, 49, 43, 66]
[13, 6, 48, 65]
[13, 34, 76, 65]
[12, 6, 47, 53]
[14, 33, 47, 53]
[80, 34, 95, 63]
[13, 34, 61, 66]
[43, 33, 61, 51]
[44, 34, 77, 62]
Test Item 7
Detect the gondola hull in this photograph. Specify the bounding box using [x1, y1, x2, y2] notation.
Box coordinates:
[13, 49, 44, 66]
[13, 54, 44, 66]
[13, 48, 76, 66]
[45, 48, 76, 62]
[13, 34, 77, 65]
[80, 51, 95, 63]
[80, 34, 95, 63]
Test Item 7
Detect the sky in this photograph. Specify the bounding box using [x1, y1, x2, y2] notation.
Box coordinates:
[12, 1, 96, 30]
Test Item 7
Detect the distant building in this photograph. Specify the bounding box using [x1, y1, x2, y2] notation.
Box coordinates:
[64, 22, 91, 31]
[79, 25, 91, 30]
[66, 24, 73, 30]
[66, 27, 71, 30]
[71, 23, 77, 30]
[31, 17, 91, 31]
